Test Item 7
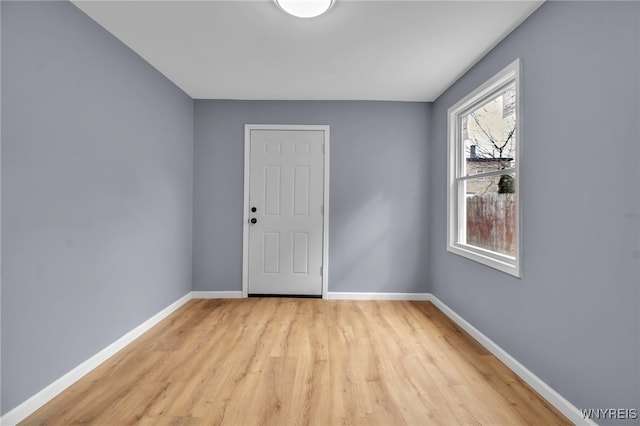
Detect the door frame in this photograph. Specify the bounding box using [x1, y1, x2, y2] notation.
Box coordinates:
[242, 124, 330, 298]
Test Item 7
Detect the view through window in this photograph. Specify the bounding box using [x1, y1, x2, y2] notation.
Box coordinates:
[463, 84, 516, 256]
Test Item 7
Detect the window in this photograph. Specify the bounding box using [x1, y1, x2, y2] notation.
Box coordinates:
[447, 59, 521, 277]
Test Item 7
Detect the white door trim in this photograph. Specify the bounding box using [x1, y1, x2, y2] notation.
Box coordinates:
[242, 124, 330, 298]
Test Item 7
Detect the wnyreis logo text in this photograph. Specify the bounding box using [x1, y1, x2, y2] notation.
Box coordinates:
[581, 408, 638, 420]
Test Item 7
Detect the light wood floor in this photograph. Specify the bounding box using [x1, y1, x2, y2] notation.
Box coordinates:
[22, 298, 570, 425]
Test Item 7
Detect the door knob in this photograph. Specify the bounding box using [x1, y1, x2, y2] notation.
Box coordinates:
[250, 218, 257, 224]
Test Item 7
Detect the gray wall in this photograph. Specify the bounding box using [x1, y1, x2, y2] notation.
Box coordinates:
[1, 1, 194, 414]
[429, 1, 640, 421]
[193, 101, 431, 293]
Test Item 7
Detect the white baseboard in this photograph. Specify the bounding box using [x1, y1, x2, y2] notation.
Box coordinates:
[191, 291, 243, 299]
[425, 294, 595, 426]
[325, 292, 430, 300]
[0, 292, 193, 426]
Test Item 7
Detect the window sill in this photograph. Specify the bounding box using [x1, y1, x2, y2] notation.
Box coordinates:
[447, 243, 521, 278]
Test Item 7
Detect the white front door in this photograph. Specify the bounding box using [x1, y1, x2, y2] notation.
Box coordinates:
[244, 125, 328, 296]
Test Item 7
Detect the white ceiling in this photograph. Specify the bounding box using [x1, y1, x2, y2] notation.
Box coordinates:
[72, 0, 543, 101]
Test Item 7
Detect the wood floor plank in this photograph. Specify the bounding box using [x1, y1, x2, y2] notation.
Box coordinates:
[20, 299, 570, 426]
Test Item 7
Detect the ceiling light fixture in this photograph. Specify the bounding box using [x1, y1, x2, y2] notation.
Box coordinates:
[275, 0, 334, 18]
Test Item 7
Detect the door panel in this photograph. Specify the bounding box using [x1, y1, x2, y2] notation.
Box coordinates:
[264, 166, 281, 215]
[247, 128, 325, 296]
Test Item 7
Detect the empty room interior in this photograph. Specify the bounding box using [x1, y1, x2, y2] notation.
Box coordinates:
[2, 0, 640, 425]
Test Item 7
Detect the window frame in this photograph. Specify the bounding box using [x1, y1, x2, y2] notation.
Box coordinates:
[447, 59, 522, 277]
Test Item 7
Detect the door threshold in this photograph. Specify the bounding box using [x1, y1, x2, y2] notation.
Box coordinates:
[248, 294, 322, 299]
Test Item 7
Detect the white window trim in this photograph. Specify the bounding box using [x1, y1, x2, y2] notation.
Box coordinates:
[447, 58, 522, 278]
